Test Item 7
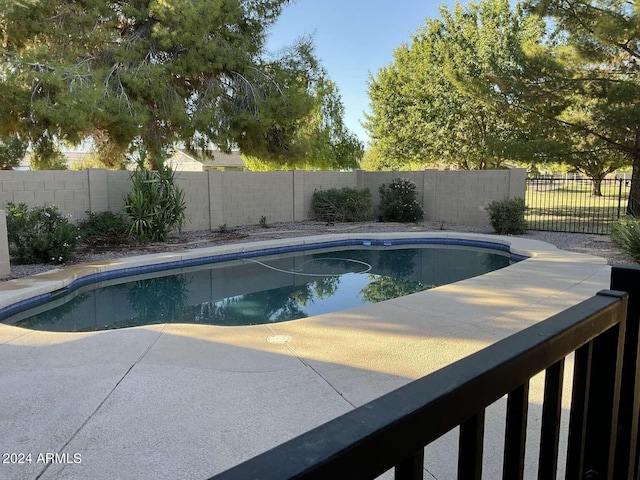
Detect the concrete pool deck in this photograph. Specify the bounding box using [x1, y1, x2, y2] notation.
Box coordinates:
[0, 232, 612, 480]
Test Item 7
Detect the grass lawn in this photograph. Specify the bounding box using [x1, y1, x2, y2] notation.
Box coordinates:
[525, 179, 630, 234]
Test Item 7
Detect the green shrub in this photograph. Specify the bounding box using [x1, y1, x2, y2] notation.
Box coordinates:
[123, 151, 186, 242]
[611, 216, 640, 262]
[486, 197, 527, 234]
[311, 187, 372, 222]
[76, 211, 130, 245]
[6, 203, 79, 264]
[379, 177, 423, 222]
[259, 215, 269, 228]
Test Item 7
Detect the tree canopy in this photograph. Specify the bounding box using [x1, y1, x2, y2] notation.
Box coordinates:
[243, 77, 364, 170]
[0, 134, 26, 170]
[365, 0, 540, 170]
[0, 0, 352, 169]
[365, 0, 640, 206]
[456, 0, 640, 202]
[29, 133, 67, 170]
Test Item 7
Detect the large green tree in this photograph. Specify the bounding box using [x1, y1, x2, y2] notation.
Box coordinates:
[0, 0, 325, 169]
[459, 0, 640, 206]
[29, 133, 67, 170]
[0, 133, 27, 170]
[365, 0, 539, 170]
[300, 78, 364, 170]
[243, 77, 364, 170]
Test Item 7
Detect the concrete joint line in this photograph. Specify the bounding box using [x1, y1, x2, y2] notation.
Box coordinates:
[0, 330, 33, 346]
[265, 325, 356, 409]
[34, 326, 168, 479]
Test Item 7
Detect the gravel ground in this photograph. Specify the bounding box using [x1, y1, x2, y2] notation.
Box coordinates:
[5, 220, 636, 280]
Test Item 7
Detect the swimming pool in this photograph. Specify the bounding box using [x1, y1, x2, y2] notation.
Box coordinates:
[0, 238, 524, 332]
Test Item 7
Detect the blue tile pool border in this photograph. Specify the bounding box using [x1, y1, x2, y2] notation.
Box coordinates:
[0, 238, 528, 321]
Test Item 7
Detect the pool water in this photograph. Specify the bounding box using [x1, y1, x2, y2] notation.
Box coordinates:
[3, 245, 514, 332]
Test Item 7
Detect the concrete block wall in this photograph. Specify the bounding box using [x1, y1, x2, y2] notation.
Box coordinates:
[87, 169, 109, 212]
[0, 170, 91, 220]
[0, 168, 526, 233]
[213, 171, 295, 228]
[508, 169, 527, 199]
[424, 169, 525, 226]
[176, 172, 210, 231]
[106, 171, 131, 213]
[208, 170, 224, 230]
[433, 171, 489, 225]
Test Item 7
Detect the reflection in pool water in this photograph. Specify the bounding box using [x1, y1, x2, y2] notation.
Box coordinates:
[4, 245, 514, 332]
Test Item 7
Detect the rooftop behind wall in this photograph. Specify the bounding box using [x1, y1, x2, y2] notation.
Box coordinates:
[0, 169, 526, 230]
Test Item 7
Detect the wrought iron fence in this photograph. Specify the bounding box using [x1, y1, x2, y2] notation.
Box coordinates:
[208, 265, 640, 480]
[525, 177, 633, 234]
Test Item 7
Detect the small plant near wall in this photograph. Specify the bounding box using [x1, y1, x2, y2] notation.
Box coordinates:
[259, 215, 270, 228]
[311, 187, 372, 222]
[486, 198, 527, 234]
[379, 178, 424, 222]
[6, 203, 79, 264]
[76, 211, 130, 246]
[123, 150, 186, 242]
[611, 216, 640, 263]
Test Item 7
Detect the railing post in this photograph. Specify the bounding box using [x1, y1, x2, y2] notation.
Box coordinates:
[538, 360, 565, 480]
[503, 382, 530, 479]
[458, 410, 485, 480]
[395, 449, 424, 480]
[611, 265, 640, 479]
[567, 290, 627, 479]
[587, 292, 626, 477]
[566, 341, 593, 479]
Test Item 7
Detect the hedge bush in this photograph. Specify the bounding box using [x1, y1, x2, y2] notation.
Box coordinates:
[611, 216, 640, 263]
[486, 197, 527, 234]
[6, 203, 79, 264]
[311, 187, 372, 222]
[379, 177, 424, 222]
[76, 211, 130, 246]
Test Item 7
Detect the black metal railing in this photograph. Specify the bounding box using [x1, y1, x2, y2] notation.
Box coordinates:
[525, 177, 633, 234]
[208, 265, 640, 480]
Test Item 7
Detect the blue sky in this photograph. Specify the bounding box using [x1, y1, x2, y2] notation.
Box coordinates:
[265, 0, 462, 146]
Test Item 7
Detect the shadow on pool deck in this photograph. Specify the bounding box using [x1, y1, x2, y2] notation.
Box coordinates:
[0, 285, 597, 479]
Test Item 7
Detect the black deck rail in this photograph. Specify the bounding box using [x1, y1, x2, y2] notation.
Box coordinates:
[208, 265, 640, 480]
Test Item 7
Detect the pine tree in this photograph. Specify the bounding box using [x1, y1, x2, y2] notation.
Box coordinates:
[0, 0, 333, 168]
[0, 134, 27, 170]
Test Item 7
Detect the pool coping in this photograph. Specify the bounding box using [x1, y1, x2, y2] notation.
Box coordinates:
[0, 231, 606, 325]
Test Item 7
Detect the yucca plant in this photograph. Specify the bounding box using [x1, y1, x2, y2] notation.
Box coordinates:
[123, 150, 186, 242]
[611, 216, 640, 263]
